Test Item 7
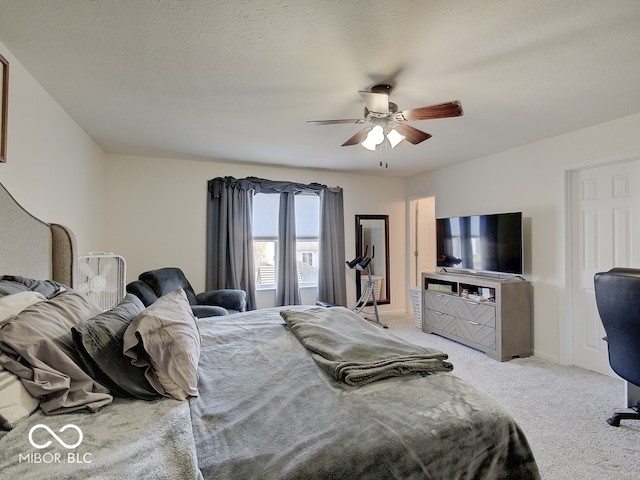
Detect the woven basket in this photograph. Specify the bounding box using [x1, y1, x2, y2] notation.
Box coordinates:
[409, 287, 422, 329]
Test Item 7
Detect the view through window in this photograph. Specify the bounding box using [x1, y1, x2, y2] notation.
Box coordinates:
[252, 193, 320, 287]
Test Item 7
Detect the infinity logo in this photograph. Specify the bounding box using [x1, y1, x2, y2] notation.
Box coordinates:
[28, 424, 83, 449]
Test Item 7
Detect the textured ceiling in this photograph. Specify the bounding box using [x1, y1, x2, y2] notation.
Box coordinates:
[0, 0, 639, 176]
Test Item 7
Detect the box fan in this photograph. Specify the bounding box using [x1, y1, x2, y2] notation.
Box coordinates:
[77, 252, 126, 310]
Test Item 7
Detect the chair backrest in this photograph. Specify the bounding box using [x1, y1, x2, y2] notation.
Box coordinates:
[594, 268, 640, 386]
[137, 267, 198, 305]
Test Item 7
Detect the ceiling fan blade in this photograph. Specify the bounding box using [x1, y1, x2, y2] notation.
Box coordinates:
[402, 101, 463, 121]
[341, 127, 372, 147]
[358, 91, 389, 114]
[394, 124, 432, 144]
[306, 118, 365, 126]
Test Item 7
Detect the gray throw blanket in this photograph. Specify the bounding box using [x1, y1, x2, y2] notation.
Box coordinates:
[280, 306, 453, 385]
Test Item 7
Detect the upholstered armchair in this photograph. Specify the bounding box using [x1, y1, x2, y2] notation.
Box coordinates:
[126, 267, 246, 317]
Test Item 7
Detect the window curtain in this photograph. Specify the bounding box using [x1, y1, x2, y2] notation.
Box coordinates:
[318, 187, 347, 306]
[206, 177, 257, 310]
[206, 176, 346, 308]
[277, 192, 299, 305]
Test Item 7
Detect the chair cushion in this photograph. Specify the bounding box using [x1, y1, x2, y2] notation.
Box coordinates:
[196, 289, 247, 312]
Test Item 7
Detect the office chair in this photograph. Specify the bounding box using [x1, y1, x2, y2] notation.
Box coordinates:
[594, 268, 640, 426]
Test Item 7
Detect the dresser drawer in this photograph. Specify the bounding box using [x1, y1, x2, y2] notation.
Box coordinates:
[454, 300, 496, 327]
[423, 291, 457, 314]
[455, 318, 496, 350]
[422, 309, 458, 336]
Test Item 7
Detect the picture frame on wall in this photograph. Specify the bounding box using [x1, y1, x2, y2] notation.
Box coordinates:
[0, 53, 8, 163]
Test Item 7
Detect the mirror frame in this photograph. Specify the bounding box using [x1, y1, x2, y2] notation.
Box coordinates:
[355, 214, 390, 305]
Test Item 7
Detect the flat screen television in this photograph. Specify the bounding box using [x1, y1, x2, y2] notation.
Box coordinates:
[436, 212, 523, 275]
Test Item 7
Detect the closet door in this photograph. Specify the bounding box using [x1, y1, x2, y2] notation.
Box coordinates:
[570, 157, 640, 376]
[409, 196, 435, 287]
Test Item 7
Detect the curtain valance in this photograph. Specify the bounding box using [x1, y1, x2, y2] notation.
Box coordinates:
[208, 176, 329, 198]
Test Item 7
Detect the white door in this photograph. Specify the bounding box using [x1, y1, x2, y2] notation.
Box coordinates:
[409, 196, 435, 287]
[570, 158, 640, 376]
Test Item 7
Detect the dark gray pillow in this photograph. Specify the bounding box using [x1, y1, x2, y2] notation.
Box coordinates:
[72, 294, 160, 400]
[0, 280, 29, 297]
[0, 275, 67, 298]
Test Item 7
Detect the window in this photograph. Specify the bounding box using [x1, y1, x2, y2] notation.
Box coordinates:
[252, 193, 320, 287]
[253, 193, 278, 287]
[295, 194, 320, 285]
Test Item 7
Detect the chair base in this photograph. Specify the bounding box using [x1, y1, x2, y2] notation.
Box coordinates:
[607, 402, 640, 427]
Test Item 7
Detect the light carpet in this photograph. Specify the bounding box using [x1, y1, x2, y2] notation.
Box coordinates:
[377, 312, 640, 480]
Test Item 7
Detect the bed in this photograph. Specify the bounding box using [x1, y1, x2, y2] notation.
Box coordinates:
[0, 181, 540, 479]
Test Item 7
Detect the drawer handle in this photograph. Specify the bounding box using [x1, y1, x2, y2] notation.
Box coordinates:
[467, 320, 480, 326]
[467, 301, 479, 306]
[435, 311, 445, 315]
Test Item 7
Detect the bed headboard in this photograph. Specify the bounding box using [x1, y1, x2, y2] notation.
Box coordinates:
[0, 181, 76, 287]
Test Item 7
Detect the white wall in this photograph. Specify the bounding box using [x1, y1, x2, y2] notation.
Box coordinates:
[0, 37, 409, 312]
[406, 112, 640, 362]
[0, 41, 106, 255]
[104, 154, 408, 311]
[6, 33, 640, 359]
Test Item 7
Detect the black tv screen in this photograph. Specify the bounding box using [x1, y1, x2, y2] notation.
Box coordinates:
[436, 212, 523, 275]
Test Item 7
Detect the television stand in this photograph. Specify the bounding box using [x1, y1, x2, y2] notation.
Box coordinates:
[421, 271, 531, 361]
[438, 268, 523, 281]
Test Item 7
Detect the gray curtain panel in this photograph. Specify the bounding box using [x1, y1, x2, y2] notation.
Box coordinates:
[206, 178, 257, 310]
[318, 187, 347, 306]
[276, 192, 300, 306]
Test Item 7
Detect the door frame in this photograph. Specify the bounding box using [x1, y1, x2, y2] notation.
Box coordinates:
[563, 148, 640, 368]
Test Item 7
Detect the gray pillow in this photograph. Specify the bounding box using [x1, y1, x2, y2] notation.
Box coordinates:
[72, 294, 160, 400]
[0, 275, 67, 298]
[0, 291, 112, 415]
[123, 288, 201, 400]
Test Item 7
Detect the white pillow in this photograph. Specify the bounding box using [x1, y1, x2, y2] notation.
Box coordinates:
[0, 291, 46, 322]
[0, 355, 40, 430]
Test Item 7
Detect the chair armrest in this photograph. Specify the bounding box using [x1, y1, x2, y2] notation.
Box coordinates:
[191, 305, 229, 318]
[196, 289, 247, 312]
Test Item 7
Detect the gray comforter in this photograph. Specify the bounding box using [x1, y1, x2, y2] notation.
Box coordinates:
[191, 306, 539, 479]
[0, 306, 539, 479]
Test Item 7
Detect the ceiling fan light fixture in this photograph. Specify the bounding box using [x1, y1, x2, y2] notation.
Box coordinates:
[307, 85, 462, 152]
[386, 128, 405, 148]
[360, 125, 385, 151]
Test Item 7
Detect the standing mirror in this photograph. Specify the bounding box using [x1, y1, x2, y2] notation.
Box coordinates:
[355, 214, 390, 305]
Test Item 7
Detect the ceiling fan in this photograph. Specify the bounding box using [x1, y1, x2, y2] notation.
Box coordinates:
[306, 84, 463, 151]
